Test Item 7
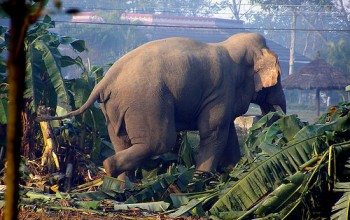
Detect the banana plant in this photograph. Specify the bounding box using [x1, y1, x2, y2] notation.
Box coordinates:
[0, 26, 8, 126]
[0, 15, 114, 171]
[208, 104, 350, 219]
[24, 15, 87, 112]
[62, 64, 110, 162]
[0, 73, 7, 125]
[0, 15, 88, 118]
[12, 102, 350, 218]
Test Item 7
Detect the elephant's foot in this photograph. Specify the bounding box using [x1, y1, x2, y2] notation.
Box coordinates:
[103, 156, 121, 178]
[103, 157, 130, 189]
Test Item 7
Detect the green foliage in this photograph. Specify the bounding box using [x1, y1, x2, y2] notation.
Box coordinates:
[57, 103, 350, 219]
[331, 191, 350, 219]
[250, 0, 333, 11]
[209, 112, 329, 215]
[0, 16, 109, 162]
[178, 131, 198, 168]
[62, 71, 107, 162]
[56, 7, 148, 66]
[322, 38, 350, 78]
[153, 0, 222, 16]
[0, 74, 7, 124]
[246, 0, 348, 62]
[331, 153, 350, 220]
[24, 15, 88, 112]
[0, 26, 7, 125]
[16, 99, 350, 218]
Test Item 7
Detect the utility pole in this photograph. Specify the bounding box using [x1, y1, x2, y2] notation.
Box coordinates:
[289, 10, 297, 75]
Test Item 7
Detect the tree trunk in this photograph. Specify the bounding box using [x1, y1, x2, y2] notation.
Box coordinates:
[5, 0, 27, 218]
[338, 0, 350, 29]
[316, 89, 320, 116]
[289, 11, 297, 75]
[230, 0, 241, 20]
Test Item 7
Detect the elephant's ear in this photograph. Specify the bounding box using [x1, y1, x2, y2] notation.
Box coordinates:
[253, 48, 281, 92]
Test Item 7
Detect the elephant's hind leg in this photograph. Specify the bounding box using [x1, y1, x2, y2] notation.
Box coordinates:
[108, 103, 177, 177]
[103, 122, 132, 179]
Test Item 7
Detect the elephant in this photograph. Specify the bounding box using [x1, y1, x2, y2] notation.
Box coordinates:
[37, 32, 286, 179]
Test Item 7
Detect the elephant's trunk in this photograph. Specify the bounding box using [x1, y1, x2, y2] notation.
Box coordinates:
[273, 105, 285, 115]
[274, 92, 287, 114]
[260, 104, 285, 116]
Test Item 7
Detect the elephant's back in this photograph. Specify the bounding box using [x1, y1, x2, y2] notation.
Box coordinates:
[102, 36, 234, 122]
[112, 37, 214, 83]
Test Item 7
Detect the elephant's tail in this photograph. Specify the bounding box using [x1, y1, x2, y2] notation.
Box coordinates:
[36, 87, 103, 122]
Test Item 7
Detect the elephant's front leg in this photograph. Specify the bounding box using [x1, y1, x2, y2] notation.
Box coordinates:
[220, 124, 241, 168]
[195, 108, 231, 172]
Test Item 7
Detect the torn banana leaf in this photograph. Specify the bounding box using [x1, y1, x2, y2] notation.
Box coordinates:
[25, 191, 57, 202]
[114, 201, 170, 212]
[73, 191, 113, 201]
[209, 117, 343, 215]
[168, 198, 205, 218]
[75, 200, 101, 210]
[241, 171, 306, 219]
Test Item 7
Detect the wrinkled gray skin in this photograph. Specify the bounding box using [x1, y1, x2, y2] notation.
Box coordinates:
[37, 33, 286, 179]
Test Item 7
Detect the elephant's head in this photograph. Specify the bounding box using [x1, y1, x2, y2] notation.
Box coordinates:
[224, 33, 281, 93]
[253, 48, 281, 93]
[253, 75, 287, 115]
[248, 38, 285, 114]
[229, 33, 286, 114]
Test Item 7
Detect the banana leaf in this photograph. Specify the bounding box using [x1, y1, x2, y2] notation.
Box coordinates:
[168, 197, 206, 218]
[75, 201, 101, 210]
[257, 142, 350, 219]
[76, 192, 112, 202]
[125, 166, 194, 204]
[210, 117, 342, 215]
[0, 98, 7, 124]
[170, 190, 215, 208]
[331, 142, 350, 220]
[331, 192, 350, 220]
[23, 16, 88, 112]
[334, 182, 350, 192]
[114, 201, 170, 212]
[244, 113, 305, 160]
[236, 171, 306, 219]
[253, 172, 306, 216]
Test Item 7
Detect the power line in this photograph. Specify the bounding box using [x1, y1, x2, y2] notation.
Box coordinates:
[59, 2, 337, 8]
[54, 20, 350, 32]
[54, 6, 349, 16]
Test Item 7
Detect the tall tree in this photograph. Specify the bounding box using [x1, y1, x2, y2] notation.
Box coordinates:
[153, 0, 222, 16]
[1, 0, 45, 218]
[234, 0, 347, 78]
[220, 0, 256, 21]
[322, 38, 350, 78]
[250, 0, 334, 74]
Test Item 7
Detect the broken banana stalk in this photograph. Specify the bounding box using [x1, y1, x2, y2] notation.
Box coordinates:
[39, 120, 60, 171]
